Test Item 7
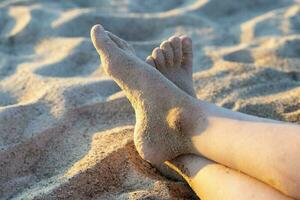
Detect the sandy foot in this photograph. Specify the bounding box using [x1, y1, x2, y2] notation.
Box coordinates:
[1, 1, 300, 199]
[91, 24, 206, 165]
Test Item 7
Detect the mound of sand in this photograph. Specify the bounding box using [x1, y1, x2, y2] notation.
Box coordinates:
[0, 0, 299, 199]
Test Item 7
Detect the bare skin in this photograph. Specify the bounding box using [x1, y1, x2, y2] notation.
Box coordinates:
[145, 35, 196, 98]
[90, 24, 300, 199]
[146, 36, 295, 200]
[168, 155, 294, 200]
[91, 24, 204, 165]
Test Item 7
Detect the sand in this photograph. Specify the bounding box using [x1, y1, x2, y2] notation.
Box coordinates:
[0, 0, 299, 199]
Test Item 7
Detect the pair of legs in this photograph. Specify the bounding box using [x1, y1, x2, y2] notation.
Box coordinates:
[90, 24, 300, 200]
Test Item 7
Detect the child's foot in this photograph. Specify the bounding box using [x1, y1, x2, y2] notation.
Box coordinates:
[146, 36, 196, 97]
[91, 25, 206, 165]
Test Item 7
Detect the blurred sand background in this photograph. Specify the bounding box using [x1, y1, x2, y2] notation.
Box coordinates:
[0, 0, 300, 199]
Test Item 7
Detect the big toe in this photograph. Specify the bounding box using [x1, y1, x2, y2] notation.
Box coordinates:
[180, 35, 193, 69]
[91, 24, 117, 56]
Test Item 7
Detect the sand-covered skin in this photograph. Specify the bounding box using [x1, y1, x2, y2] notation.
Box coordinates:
[91, 25, 204, 166]
[146, 35, 196, 97]
[0, 0, 299, 199]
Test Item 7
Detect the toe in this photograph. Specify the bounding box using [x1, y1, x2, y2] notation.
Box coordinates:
[160, 41, 174, 67]
[168, 36, 182, 66]
[152, 47, 166, 69]
[90, 24, 117, 56]
[146, 56, 156, 68]
[106, 31, 135, 54]
[180, 35, 193, 69]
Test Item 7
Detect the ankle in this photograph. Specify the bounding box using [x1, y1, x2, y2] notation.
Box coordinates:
[167, 100, 208, 137]
[134, 97, 207, 165]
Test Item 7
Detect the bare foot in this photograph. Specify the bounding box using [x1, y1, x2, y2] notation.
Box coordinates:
[91, 24, 206, 165]
[146, 36, 196, 97]
[145, 37, 197, 179]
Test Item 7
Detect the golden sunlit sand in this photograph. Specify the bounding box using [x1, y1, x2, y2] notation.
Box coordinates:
[0, 0, 299, 199]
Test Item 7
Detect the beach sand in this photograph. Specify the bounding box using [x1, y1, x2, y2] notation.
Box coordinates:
[0, 0, 299, 199]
